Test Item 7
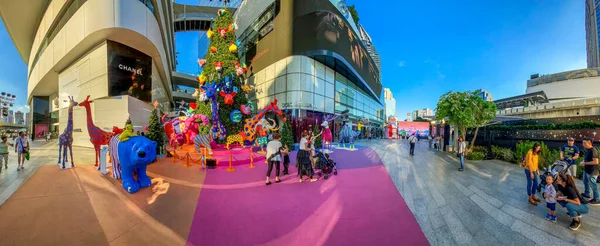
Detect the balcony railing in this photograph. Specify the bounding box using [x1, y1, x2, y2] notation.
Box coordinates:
[497, 97, 600, 115]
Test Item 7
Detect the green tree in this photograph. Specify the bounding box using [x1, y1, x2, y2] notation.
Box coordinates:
[281, 118, 294, 150]
[146, 106, 164, 153]
[435, 91, 497, 153]
[414, 117, 430, 122]
[312, 124, 322, 149]
[469, 93, 497, 152]
[195, 99, 213, 135]
[348, 5, 360, 24]
[198, 8, 249, 141]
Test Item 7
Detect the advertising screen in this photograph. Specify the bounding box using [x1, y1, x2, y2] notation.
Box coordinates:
[397, 122, 430, 137]
[107, 41, 152, 102]
[293, 10, 382, 97]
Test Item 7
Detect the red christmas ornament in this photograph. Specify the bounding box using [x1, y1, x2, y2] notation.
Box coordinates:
[219, 91, 236, 105]
[214, 61, 223, 71]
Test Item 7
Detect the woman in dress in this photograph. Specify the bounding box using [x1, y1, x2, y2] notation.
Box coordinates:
[297, 132, 317, 182]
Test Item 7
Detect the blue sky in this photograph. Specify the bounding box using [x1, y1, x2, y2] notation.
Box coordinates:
[0, 0, 585, 117]
[0, 19, 29, 112]
[347, 0, 585, 119]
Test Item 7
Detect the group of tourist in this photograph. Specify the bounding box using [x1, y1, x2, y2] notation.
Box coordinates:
[264, 130, 325, 185]
[0, 131, 30, 173]
[427, 134, 597, 231]
[522, 137, 598, 231]
[427, 135, 443, 151]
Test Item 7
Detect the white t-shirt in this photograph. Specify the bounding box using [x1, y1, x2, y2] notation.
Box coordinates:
[266, 140, 282, 162]
[458, 141, 467, 153]
[409, 136, 417, 143]
[299, 138, 308, 150]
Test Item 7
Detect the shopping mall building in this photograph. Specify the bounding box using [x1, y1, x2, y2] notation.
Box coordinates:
[0, 0, 176, 147]
[0, 0, 384, 145]
[233, 0, 385, 141]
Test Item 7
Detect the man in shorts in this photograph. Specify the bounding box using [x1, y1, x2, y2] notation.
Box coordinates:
[15, 131, 29, 170]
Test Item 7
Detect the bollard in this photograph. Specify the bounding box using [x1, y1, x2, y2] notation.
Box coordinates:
[226, 154, 236, 172]
[249, 150, 256, 168]
[185, 153, 191, 167]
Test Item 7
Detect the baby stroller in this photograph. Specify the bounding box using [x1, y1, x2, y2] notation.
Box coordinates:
[537, 160, 576, 193]
[315, 151, 338, 180]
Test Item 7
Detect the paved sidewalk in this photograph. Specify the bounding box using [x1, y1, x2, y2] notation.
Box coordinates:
[0, 140, 96, 205]
[362, 139, 600, 246]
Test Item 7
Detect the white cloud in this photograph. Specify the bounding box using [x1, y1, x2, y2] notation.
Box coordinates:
[397, 61, 406, 67]
[14, 105, 30, 113]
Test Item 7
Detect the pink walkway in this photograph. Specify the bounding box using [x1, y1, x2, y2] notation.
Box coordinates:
[186, 148, 429, 246]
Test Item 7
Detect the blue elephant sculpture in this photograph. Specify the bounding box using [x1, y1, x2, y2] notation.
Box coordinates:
[109, 135, 157, 194]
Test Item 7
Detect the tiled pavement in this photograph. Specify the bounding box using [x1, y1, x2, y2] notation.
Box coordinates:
[2, 138, 599, 245]
[0, 140, 96, 205]
[363, 139, 600, 246]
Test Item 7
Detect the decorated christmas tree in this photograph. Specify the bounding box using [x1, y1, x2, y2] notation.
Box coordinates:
[147, 102, 164, 152]
[312, 124, 322, 150]
[195, 7, 250, 142]
[281, 117, 294, 150]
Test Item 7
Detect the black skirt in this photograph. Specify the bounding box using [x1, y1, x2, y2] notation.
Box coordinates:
[296, 150, 313, 175]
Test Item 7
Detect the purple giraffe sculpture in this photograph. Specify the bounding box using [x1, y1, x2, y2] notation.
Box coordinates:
[202, 82, 227, 140]
[58, 96, 78, 169]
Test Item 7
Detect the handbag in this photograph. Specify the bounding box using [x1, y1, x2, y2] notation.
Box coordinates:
[19, 138, 29, 153]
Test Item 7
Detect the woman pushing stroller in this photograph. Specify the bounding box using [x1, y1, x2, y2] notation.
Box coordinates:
[297, 131, 318, 182]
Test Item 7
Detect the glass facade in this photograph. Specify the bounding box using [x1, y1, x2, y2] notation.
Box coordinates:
[31, 96, 50, 139]
[334, 71, 384, 124]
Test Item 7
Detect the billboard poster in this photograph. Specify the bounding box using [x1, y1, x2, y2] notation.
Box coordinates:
[293, 11, 381, 97]
[328, 0, 361, 39]
[107, 41, 152, 102]
[397, 122, 430, 137]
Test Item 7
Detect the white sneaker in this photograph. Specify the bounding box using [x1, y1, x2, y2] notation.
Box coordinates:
[310, 178, 318, 182]
[299, 179, 303, 183]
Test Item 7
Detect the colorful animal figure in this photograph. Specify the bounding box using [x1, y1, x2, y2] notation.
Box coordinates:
[194, 134, 212, 154]
[202, 82, 227, 140]
[108, 135, 157, 193]
[79, 95, 114, 168]
[240, 104, 251, 115]
[58, 96, 78, 169]
[182, 114, 209, 144]
[242, 99, 282, 141]
[119, 122, 137, 142]
[339, 123, 361, 149]
[220, 91, 236, 105]
[241, 84, 253, 94]
[255, 120, 268, 153]
[112, 126, 124, 135]
[226, 133, 245, 149]
[321, 110, 347, 152]
[162, 114, 186, 147]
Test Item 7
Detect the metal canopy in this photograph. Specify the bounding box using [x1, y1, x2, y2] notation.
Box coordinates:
[494, 91, 549, 109]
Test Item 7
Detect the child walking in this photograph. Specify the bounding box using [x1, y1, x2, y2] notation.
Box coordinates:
[544, 175, 557, 222]
[282, 145, 290, 175]
[0, 136, 14, 173]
